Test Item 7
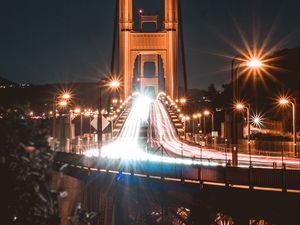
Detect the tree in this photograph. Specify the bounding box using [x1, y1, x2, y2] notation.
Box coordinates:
[0, 107, 60, 225]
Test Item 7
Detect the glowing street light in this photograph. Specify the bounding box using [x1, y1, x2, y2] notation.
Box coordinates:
[58, 100, 68, 107]
[73, 108, 84, 137]
[246, 58, 262, 68]
[183, 116, 190, 140]
[278, 97, 297, 157]
[196, 113, 203, 134]
[236, 103, 245, 110]
[253, 116, 261, 126]
[110, 80, 121, 89]
[231, 53, 265, 166]
[74, 108, 81, 114]
[192, 114, 198, 141]
[61, 92, 71, 100]
[203, 110, 214, 133]
[279, 98, 289, 105]
[203, 110, 210, 116]
[179, 98, 187, 104]
[51, 90, 73, 145]
[235, 102, 252, 167]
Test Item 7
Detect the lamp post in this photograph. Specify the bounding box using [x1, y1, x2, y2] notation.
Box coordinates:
[52, 92, 71, 140]
[231, 55, 263, 166]
[196, 113, 202, 143]
[236, 102, 252, 167]
[231, 55, 240, 166]
[97, 80, 104, 151]
[204, 110, 214, 132]
[183, 116, 190, 140]
[52, 95, 56, 140]
[179, 98, 187, 113]
[97, 78, 121, 151]
[74, 108, 82, 137]
[192, 114, 197, 142]
[278, 97, 297, 157]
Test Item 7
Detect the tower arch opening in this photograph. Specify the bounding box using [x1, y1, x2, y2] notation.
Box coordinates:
[119, 0, 178, 98]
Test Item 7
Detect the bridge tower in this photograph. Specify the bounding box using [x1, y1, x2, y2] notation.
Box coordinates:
[119, 0, 178, 99]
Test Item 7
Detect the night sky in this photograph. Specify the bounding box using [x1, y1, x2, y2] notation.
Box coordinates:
[0, 0, 299, 89]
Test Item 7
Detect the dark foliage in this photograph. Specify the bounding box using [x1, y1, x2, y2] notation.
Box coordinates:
[0, 107, 60, 225]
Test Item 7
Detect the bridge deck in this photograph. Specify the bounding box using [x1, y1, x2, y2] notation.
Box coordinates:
[54, 152, 300, 193]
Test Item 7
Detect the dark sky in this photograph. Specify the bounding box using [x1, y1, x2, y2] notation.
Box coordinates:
[0, 0, 299, 89]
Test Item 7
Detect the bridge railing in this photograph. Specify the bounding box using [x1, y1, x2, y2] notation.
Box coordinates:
[54, 152, 300, 191]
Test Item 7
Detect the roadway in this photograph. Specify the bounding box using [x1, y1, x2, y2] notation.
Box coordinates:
[149, 99, 300, 169]
[100, 95, 300, 169]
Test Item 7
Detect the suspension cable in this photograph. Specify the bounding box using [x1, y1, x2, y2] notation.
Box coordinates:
[178, 0, 188, 97]
[110, 0, 119, 75]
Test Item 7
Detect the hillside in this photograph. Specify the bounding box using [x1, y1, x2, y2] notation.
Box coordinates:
[0, 76, 17, 87]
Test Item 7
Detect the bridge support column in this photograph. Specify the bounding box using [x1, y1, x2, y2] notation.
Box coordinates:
[162, 204, 169, 225]
[114, 194, 128, 225]
[81, 183, 116, 225]
[190, 206, 211, 225]
[234, 216, 249, 225]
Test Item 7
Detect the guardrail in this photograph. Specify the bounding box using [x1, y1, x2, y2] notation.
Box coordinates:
[54, 152, 300, 192]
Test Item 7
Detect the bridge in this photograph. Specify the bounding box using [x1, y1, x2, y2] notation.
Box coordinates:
[53, 93, 300, 225]
[52, 1, 300, 225]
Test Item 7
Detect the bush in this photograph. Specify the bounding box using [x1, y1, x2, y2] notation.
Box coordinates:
[0, 107, 60, 225]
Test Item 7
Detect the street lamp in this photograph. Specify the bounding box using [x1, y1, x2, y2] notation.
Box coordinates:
[97, 77, 122, 151]
[179, 98, 187, 104]
[110, 80, 121, 89]
[203, 110, 214, 133]
[61, 93, 71, 100]
[52, 91, 71, 140]
[246, 58, 262, 68]
[74, 108, 83, 137]
[253, 116, 260, 125]
[235, 102, 252, 167]
[196, 113, 202, 143]
[183, 116, 190, 140]
[58, 100, 68, 107]
[231, 55, 264, 166]
[192, 114, 198, 142]
[278, 97, 297, 157]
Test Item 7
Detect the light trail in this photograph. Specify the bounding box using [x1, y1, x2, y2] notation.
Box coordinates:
[89, 94, 299, 169]
[101, 95, 152, 159]
[98, 95, 219, 166]
[149, 99, 300, 169]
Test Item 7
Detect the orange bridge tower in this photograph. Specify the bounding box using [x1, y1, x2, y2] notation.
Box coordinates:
[119, 0, 179, 99]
